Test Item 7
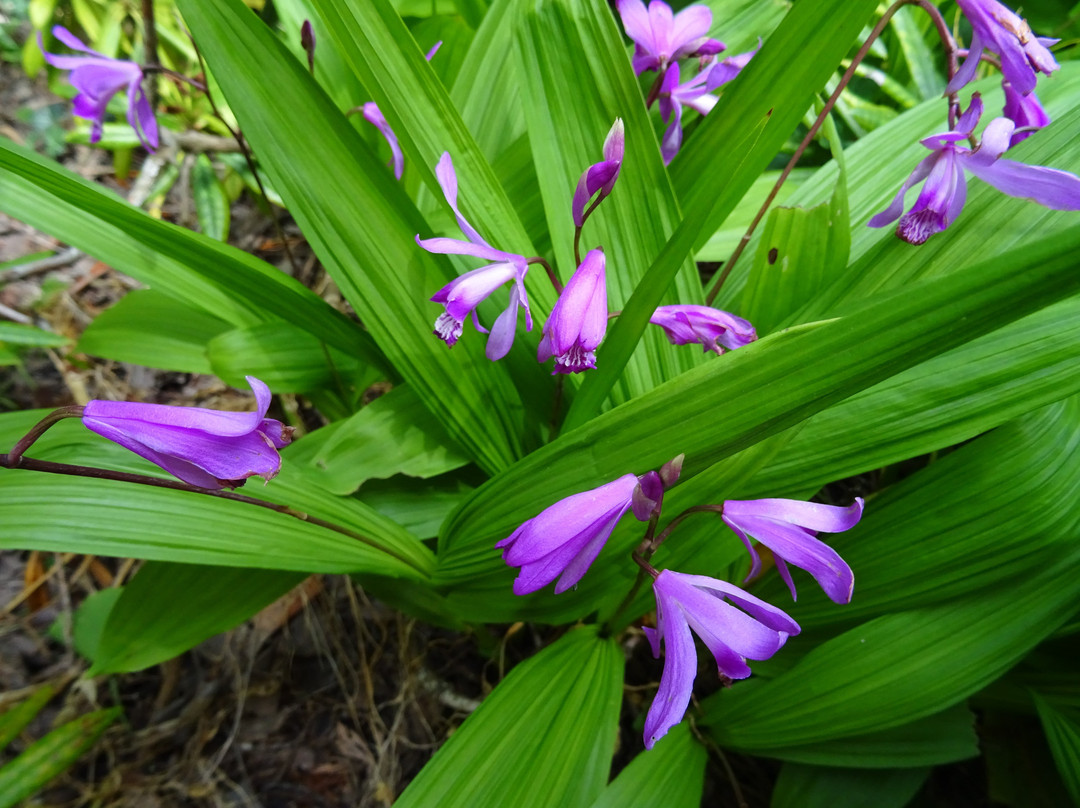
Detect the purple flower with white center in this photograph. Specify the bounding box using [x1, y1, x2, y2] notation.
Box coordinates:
[363, 42, 441, 180]
[418, 152, 532, 359]
[868, 94, 1080, 245]
[948, 0, 1058, 96]
[649, 304, 756, 354]
[572, 119, 624, 227]
[721, 497, 864, 604]
[643, 570, 800, 749]
[496, 473, 640, 595]
[1003, 81, 1050, 146]
[615, 0, 724, 77]
[537, 248, 608, 374]
[657, 45, 757, 164]
[39, 26, 157, 151]
[81, 376, 293, 490]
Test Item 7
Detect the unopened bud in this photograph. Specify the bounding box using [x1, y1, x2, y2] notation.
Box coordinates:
[660, 453, 684, 488]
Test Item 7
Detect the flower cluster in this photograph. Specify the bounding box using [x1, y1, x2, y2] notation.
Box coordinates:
[616, 1, 757, 164]
[871, 0, 1080, 243]
[496, 457, 863, 749]
[417, 123, 758, 369]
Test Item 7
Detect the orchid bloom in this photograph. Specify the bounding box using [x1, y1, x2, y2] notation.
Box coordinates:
[721, 498, 864, 604]
[496, 473, 640, 595]
[649, 305, 756, 354]
[657, 45, 757, 164]
[868, 95, 1080, 244]
[418, 152, 532, 360]
[1002, 81, 1050, 146]
[615, 0, 724, 77]
[572, 119, 625, 227]
[39, 26, 157, 151]
[948, 0, 1058, 96]
[537, 248, 608, 374]
[363, 42, 441, 180]
[644, 571, 800, 748]
[81, 376, 293, 490]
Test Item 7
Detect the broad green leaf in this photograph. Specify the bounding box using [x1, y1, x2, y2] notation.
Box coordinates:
[0, 413, 434, 579]
[0, 138, 386, 373]
[436, 223, 1080, 609]
[294, 385, 470, 495]
[701, 0, 790, 55]
[0, 322, 69, 348]
[178, 0, 534, 473]
[70, 588, 123, 662]
[0, 708, 120, 808]
[745, 296, 1080, 498]
[742, 170, 849, 335]
[515, 0, 705, 402]
[77, 289, 230, 374]
[0, 686, 55, 754]
[91, 562, 305, 674]
[889, 4, 944, 99]
[192, 154, 230, 241]
[771, 764, 929, 808]
[207, 322, 369, 395]
[1033, 693, 1080, 805]
[564, 0, 881, 429]
[587, 724, 706, 808]
[699, 543, 1080, 750]
[394, 628, 622, 808]
[358, 475, 475, 540]
[759, 704, 977, 768]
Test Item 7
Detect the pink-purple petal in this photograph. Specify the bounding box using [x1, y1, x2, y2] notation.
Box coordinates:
[965, 157, 1080, 210]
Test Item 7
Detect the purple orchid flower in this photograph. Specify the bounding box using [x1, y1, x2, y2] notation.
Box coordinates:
[81, 376, 293, 490]
[643, 570, 800, 749]
[496, 473, 640, 595]
[537, 248, 608, 374]
[657, 44, 757, 164]
[39, 26, 158, 152]
[572, 119, 625, 227]
[868, 94, 1080, 245]
[649, 304, 756, 354]
[721, 497, 864, 604]
[418, 152, 532, 359]
[363, 42, 441, 180]
[615, 0, 724, 77]
[1003, 81, 1050, 146]
[948, 0, 1058, 96]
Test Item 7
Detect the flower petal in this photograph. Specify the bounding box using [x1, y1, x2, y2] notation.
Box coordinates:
[643, 586, 696, 749]
[965, 156, 1080, 210]
[363, 102, 404, 180]
[723, 498, 864, 533]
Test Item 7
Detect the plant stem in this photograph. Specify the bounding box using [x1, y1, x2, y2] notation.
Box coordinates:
[527, 255, 563, 294]
[645, 70, 666, 109]
[704, 0, 958, 306]
[4, 406, 84, 468]
[574, 195, 605, 267]
[649, 504, 723, 552]
[141, 0, 160, 110]
[0, 454, 429, 574]
[142, 65, 207, 93]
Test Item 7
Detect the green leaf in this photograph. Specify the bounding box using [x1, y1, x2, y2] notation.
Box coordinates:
[771, 763, 929, 808]
[70, 588, 124, 662]
[437, 222, 1080, 612]
[515, 0, 705, 402]
[394, 628, 622, 808]
[0, 414, 435, 579]
[76, 290, 230, 374]
[742, 170, 849, 335]
[1033, 692, 1080, 805]
[565, 0, 881, 428]
[294, 385, 470, 495]
[0, 322, 69, 349]
[192, 154, 230, 241]
[0, 708, 120, 808]
[0, 686, 55, 754]
[0, 138, 386, 374]
[587, 724, 706, 808]
[699, 543, 1080, 750]
[206, 322, 369, 395]
[178, 0, 536, 473]
[91, 562, 305, 674]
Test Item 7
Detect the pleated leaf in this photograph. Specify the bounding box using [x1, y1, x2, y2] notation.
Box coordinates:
[394, 627, 622, 808]
[587, 724, 706, 808]
[770, 764, 929, 808]
[1033, 693, 1080, 805]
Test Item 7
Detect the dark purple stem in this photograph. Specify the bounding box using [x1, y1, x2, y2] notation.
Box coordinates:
[649, 504, 724, 553]
[704, 0, 958, 305]
[4, 406, 84, 468]
[141, 65, 207, 92]
[528, 255, 563, 295]
[141, 0, 160, 110]
[573, 194, 606, 267]
[645, 69, 666, 109]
